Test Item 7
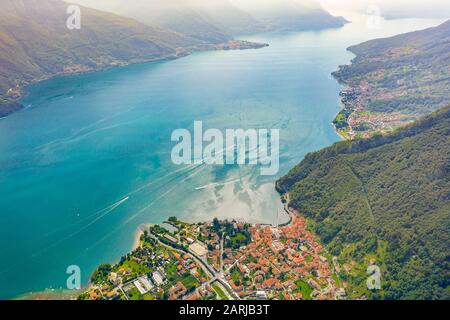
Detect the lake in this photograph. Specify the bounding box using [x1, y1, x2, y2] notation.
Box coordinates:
[0, 14, 442, 299]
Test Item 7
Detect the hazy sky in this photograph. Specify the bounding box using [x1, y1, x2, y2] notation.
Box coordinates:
[71, 0, 450, 20]
[318, 0, 450, 18]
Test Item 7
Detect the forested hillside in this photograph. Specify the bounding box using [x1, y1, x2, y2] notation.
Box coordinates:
[332, 19, 450, 139]
[277, 106, 450, 299]
[0, 0, 199, 115]
[73, 0, 233, 44]
[0, 0, 346, 117]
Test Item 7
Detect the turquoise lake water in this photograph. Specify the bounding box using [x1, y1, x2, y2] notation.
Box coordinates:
[0, 15, 442, 299]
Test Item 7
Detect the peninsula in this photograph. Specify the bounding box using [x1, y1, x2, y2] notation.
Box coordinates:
[332, 19, 450, 140]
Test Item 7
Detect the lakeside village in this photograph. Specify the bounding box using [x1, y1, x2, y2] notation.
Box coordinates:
[79, 200, 347, 301]
[332, 84, 415, 141]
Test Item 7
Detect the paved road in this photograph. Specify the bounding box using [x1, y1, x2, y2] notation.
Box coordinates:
[220, 232, 224, 272]
[151, 233, 240, 299]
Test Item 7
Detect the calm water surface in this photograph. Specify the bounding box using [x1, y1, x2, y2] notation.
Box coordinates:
[0, 15, 442, 298]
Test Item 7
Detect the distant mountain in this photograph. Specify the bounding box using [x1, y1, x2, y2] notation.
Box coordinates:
[231, 0, 347, 31]
[0, 0, 347, 117]
[0, 0, 197, 106]
[72, 0, 234, 44]
[332, 20, 450, 139]
[1, 0, 268, 116]
[192, 0, 265, 36]
[277, 106, 450, 299]
[278, 20, 450, 299]
[74, 0, 346, 39]
[375, 1, 450, 20]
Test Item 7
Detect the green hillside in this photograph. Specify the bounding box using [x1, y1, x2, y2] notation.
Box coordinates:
[332, 20, 450, 138]
[277, 106, 450, 299]
[0, 0, 195, 116]
[0, 96, 22, 118]
[0, 0, 273, 117]
[88, 0, 233, 44]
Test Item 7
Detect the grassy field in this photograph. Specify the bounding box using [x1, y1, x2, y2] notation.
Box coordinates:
[181, 274, 201, 292]
[212, 283, 228, 300]
[295, 280, 313, 300]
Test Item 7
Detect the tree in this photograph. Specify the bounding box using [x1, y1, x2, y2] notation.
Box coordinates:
[212, 218, 221, 232]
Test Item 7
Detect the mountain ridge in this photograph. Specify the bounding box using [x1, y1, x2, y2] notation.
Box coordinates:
[0, 0, 268, 117]
[332, 19, 450, 139]
[277, 21, 450, 298]
[277, 104, 450, 299]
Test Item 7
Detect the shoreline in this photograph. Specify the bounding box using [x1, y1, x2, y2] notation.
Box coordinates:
[77, 198, 341, 301]
[331, 56, 355, 142]
[332, 122, 349, 141]
[133, 224, 154, 250]
[3, 29, 346, 300]
[15, 196, 293, 301]
[13, 288, 81, 301]
[15, 223, 152, 301]
[1, 40, 268, 119]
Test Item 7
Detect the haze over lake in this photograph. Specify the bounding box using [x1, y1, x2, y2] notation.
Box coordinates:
[0, 14, 442, 299]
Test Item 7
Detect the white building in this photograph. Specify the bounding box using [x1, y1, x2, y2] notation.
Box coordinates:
[189, 241, 208, 258]
[186, 237, 195, 244]
[152, 271, 165, 286]
[133, 275, 154, 295]
[255, 291, 268, 300]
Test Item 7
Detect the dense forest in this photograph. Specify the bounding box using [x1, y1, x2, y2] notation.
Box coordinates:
[277, 106, 450, 299]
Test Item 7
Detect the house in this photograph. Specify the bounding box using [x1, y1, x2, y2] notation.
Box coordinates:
[169, 282, 187, 300]
[108, 272, 122, 286]
[186, 237, 195, 244]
